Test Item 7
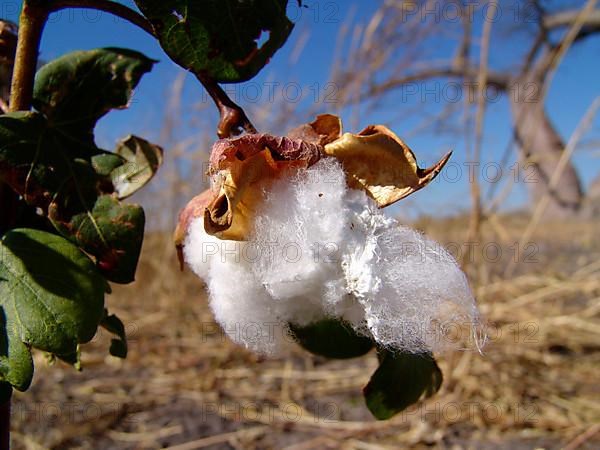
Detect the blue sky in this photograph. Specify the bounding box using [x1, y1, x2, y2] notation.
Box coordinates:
[2, 0, 599, 218]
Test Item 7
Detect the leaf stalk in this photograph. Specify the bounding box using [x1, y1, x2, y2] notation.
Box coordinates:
[48, 0, 156, 37]
[196, 74, 257, 138]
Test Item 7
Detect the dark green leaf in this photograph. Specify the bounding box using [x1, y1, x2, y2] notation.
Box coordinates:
[0, 111, 79, 208]
[364, 349, 443, 420]
[0, 113, 145, 283]
[52, 195, 145, 284]
[100, 310, 127, 358]
[0, 229, 105, 391]
[109, 338, 127, 359]
[135, 0, 294, 82]
[289, 319, 374, 359]
[33, 48, 155, 140]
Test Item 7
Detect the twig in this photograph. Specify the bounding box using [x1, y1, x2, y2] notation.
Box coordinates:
[543, 8, 600, 31]
[163, 426, 267, 450]
[196, 74, 257, 138]
[564, 423, 600, 450]
[48, 0, 156, 37]
[462, 0, 496, 269]
[537, 0, 597, 103]
[9, 0, 48, 111]
[484, 137, 516, 210]
[363, 66, 509, 100]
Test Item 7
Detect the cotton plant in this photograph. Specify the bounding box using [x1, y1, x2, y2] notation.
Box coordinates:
[175, 114, 482, 419]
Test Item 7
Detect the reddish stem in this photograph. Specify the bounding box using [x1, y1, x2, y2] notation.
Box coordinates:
[196, 74, 257, 138]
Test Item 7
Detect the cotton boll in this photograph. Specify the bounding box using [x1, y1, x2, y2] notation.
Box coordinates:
[249, 158, 479, 353]
[183, 157, 481, 355]
[246, 158, 480, 352]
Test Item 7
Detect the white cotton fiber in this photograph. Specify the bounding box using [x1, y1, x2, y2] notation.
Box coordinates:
[184, 222, 294, 354]
[184, 158, 481, 355]
[341, 192, 481, 353]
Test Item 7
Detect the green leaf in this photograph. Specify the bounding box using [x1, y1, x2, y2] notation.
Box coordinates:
[289, 319, 374, 359]
[92, 152, 125, 177]
[0, 229, 105, 391]
[52, 195, 145, 284]
[33, 48, 156, 140]
[0, 113, 145, 283]
[100, 310, 127, 358]
[0, 49, 160, 283]
[109, 135, 163, 199]
[363, 349, 443, 420]
[134, 0, 294, 82]
[0, 111, 80, 208]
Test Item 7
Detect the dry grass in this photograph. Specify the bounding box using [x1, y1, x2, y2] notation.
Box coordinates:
[11, 217, 600, 450]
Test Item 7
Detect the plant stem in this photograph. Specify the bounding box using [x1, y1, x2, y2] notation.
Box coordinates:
[196, 74, 257, 138]
[0, 402, 9, 450]
[0, 20, 19, 235]
[9, 0, 47, 112]
[48, 0, 156, 37]
[0, 384, 12, 450]
[4, 3, 49, 442]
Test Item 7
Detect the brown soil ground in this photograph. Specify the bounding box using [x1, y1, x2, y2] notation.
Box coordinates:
[11, 217, 600, 450]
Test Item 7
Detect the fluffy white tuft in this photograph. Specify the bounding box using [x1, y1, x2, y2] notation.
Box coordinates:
[184, 158, 481, 355]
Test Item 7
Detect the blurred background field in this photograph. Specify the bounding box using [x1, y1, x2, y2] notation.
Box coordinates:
[10, 215, 600, 450]
[3, 0, 600, 448]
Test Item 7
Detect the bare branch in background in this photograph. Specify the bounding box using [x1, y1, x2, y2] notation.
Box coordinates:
[543, 8, 600, 31]
[365, 67, 510, 97]
[535, 0, 598, 96]
[462, 0, 496, 272]
[453, 4, 472, 71]
[330, 0, 600, 219]
[506, 96, 600, 277]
